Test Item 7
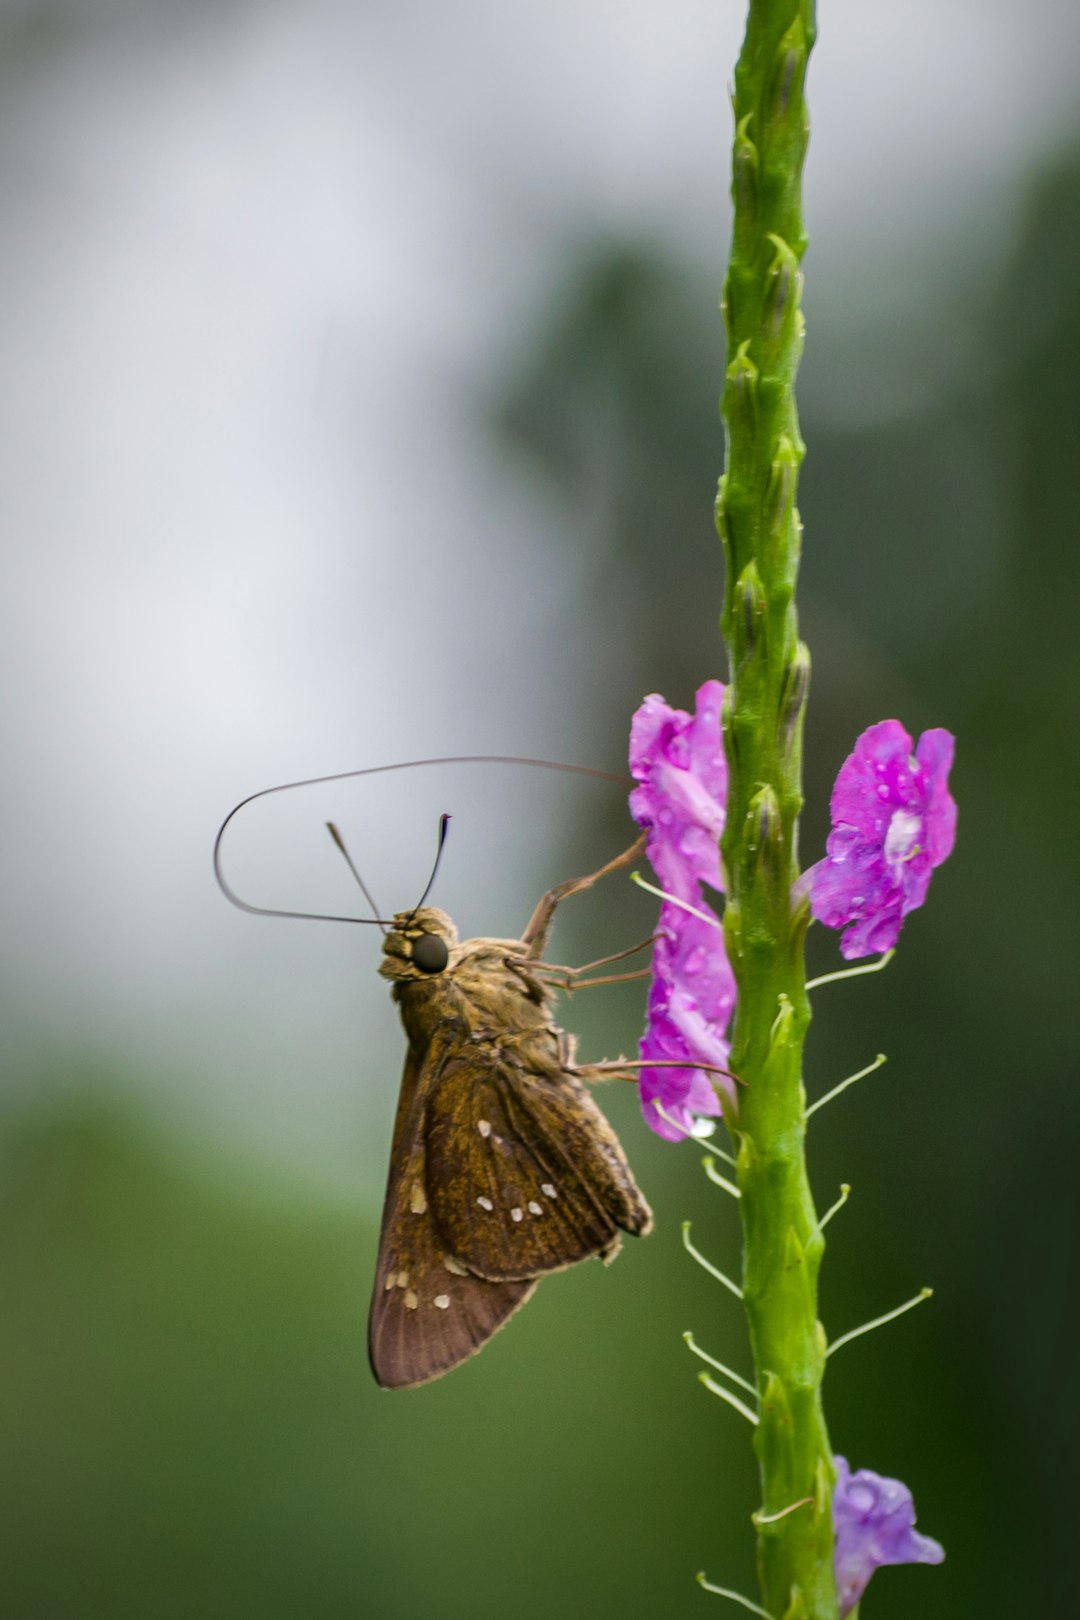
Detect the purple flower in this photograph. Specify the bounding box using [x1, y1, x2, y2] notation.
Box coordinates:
[629, 681, 736, 1140]
[808, 720, 957, 960]
[833, 1456, 945, 1616]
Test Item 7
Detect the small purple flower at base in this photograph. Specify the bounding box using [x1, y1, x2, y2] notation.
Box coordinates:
[808, 720, 957, 959]
[833, 1457, 944, 1617]
[629, 681, 736, 1140]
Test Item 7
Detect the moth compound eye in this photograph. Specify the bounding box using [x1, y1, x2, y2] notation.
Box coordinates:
[411, 932, 449, 974]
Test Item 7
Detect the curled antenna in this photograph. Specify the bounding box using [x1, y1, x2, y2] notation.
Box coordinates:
[213, 754, 631, 926]
[406, 813, 451, 921]
[213, 826, 389, 927]
[214, 800, 391, 927]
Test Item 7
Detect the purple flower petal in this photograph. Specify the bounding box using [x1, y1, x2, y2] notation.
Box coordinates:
[916, 728, 957, 866]
[833, 1457, 944, 1617]
[808, 719, 957, 959]
[629, 682, 735, 1139]
[639, 905, 735, 1140]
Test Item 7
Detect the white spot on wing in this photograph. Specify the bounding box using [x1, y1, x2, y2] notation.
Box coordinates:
[404, 1291, 419, 1310]
[478, 1119, 492, 1138]
[433, 1294, 450, 1310]
[477, 1196, 494, 1211]
[395, 1272, 409, 1289]
[541, 1183, 557, 1198]
[511, 1207, 523, 1222]
[528, 1200, 543, 1216]
[410, 1184, 427, 1214]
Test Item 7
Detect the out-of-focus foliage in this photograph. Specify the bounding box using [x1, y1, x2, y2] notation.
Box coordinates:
[2, 1087, 755, 1620]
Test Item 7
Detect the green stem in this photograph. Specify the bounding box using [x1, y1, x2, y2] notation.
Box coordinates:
[716, 5, 837, 1619]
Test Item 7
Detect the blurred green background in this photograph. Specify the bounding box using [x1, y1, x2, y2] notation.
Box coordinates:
[2, 3, 1078, 1616]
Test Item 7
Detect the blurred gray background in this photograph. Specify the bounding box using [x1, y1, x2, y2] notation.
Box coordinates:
[2, 2, 1078, 1615]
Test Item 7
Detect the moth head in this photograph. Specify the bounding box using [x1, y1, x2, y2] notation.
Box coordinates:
[379, 907, 459, 980]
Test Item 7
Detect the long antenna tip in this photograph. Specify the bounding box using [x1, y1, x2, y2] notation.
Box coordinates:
[407, 813, 454, 917]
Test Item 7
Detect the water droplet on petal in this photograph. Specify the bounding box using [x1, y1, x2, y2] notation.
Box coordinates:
[679, 825, 705, 858]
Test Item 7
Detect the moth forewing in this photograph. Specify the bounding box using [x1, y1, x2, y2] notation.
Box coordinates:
[367, 1109, 537, 1391]
[369, 880, 652, 1388]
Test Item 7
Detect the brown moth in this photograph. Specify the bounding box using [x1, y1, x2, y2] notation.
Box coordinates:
[213, 760, 660, 1391]
[369, 838, 653, 1389]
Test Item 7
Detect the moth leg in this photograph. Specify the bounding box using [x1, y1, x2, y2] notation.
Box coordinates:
[520, 834, 646, 959]
[537, 934, 655, 976]
[506, 933, 655, 993]
[562, 966, 652, 991]
[555, 1031, 636, 1083]
[570, 1058, 743, 1087]
[569, 1062, 637, 1085]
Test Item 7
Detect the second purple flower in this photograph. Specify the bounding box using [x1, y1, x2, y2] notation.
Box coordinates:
[808, 720, 957, 960]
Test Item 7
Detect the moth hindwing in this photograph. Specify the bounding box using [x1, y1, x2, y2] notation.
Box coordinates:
[369, 842, 652, 1389]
